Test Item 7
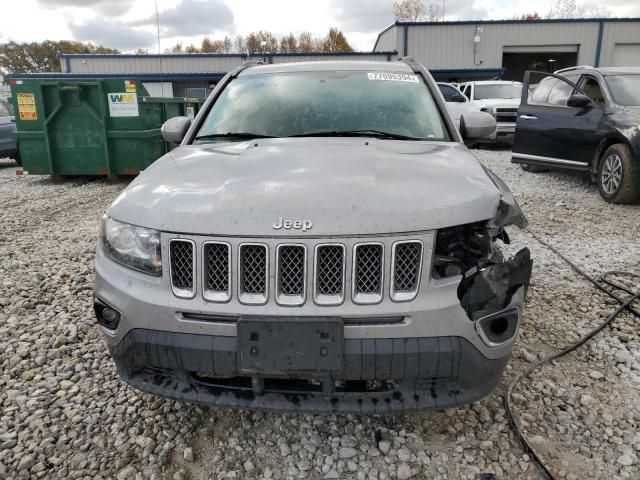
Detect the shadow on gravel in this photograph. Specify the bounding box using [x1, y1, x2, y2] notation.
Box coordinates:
[527, 168, 592, 186]
[470, 143, 513, 151]
[21, 175, 133, 188]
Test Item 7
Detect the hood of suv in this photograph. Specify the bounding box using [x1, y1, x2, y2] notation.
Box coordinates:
[621, 106, 640, 120]
[108, 138, 503, 236]
[474, 99, 521, 108]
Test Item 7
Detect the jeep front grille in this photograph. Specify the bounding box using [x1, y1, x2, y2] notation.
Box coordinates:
[239, 244, 268, 304]
[166, 236, 427, 305]
[169, 239, 195, 298]
[276, 245, 306, 305]
[352, 243, 384, 304]
[391, 241, 423, 301]
[204, 242, 231, 302]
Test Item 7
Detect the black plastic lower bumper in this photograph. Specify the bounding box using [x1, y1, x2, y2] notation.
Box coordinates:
[109, 329, 509, 414]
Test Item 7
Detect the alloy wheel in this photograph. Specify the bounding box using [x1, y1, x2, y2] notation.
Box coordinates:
[601, 154, 623, 195]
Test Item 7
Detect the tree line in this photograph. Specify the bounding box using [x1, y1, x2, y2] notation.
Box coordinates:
[157, 28, 353, 55]
[393, 0, 610, 21]
[0, 28, 353, 76]
[0, 40, 118, 76]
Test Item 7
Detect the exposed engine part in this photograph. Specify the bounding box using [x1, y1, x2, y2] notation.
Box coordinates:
[432, 221, 510, 279]
[432, 168, 531, 319]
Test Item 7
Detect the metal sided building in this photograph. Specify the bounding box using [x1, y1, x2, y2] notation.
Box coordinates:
[57, 51, 397, 99]
[373, 18, 640, 82]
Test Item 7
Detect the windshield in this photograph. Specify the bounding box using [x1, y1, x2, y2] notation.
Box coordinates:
[474, 84, 522, 100]
[605, 75, 640, 106]
[195, 71, 449, 142]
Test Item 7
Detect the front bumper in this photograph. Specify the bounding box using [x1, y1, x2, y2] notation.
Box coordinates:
[110, 329, 509, 414]
[95, 243, 530, 413]
[480, 123, 515, 143]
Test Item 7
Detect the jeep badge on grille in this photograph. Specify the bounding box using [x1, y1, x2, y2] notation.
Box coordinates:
[272, 217, 313, 232]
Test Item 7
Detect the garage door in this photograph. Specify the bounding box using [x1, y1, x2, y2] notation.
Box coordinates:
[612, 44, 640, 67]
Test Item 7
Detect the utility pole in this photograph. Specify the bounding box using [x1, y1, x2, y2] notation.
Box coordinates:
[442, 0, 446, 21]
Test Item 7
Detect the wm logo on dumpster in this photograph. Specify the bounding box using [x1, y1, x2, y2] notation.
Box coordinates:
[109, 94, 136, 103]
[107, 92, 139, 117]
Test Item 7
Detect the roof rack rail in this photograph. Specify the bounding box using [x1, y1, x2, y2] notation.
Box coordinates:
[554, 65, 593, 74]
[242, 59, 264, 67]
[226, 59, 264, 79]
[398, 56, 421, 73]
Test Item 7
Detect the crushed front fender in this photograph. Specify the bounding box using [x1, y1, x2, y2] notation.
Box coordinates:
[458, 248, 533, 320]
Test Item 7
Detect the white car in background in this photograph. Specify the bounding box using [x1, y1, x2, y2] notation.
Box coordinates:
[437, 82, 469, 129]
[459, 81, 523, 143]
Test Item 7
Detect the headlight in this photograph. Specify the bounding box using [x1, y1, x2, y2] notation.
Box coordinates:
[101, 216, 162, 276]
[432, 221, 492, 279]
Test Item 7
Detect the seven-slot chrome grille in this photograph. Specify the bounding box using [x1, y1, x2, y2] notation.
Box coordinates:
[168, 237, 426, 305]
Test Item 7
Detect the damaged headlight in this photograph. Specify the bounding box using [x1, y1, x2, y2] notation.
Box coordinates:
[433, 168, 528, 279]
[432, 221, 501, 278]
[100, 216, 162, 276]
[481, 166, 528, 230]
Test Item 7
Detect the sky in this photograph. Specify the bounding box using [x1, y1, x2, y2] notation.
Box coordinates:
[0, 0, 639, 52]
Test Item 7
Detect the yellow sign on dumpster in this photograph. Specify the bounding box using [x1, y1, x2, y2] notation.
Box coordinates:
[17, 93, 37, 120]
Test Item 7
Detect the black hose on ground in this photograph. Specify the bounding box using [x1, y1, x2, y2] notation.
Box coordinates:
[504, 229, 640, 480]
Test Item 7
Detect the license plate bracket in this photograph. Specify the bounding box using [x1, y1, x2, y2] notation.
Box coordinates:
[237, 316, 343, 376]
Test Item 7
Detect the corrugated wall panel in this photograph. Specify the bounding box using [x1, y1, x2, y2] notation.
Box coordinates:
[600, 22, 640, 67]
[67, 55, 243, 74]
[374, 27, 398, 52]
[406, 22, 600, 69]
[66, 54, 395, 74]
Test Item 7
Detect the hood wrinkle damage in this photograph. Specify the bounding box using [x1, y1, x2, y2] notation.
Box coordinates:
[109, 138, 507, 236]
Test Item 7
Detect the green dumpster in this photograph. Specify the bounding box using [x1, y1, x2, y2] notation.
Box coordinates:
[9, 78, 188, 177]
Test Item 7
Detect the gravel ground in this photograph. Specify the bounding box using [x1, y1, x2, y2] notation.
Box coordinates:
[0, 150, 638, 480]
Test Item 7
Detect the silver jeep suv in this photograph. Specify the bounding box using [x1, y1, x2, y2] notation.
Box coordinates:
[94, 59, 532, 413]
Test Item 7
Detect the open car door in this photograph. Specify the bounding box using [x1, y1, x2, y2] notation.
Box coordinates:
[512, 70, 605, 171]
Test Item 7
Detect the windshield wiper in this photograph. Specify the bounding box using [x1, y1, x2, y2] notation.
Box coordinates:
[194, 132, 278, 141]
[288, 129, 426, 140]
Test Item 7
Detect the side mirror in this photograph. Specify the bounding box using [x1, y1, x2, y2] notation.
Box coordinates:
[460, 111, 496, 140]
[451, 94, 467, 103]
[161, 116, 192, 144]
[567, 93, 594, 109]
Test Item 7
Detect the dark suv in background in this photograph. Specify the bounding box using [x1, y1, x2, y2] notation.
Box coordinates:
[0, 99, 19, 163]
[512, 67, 640, 204]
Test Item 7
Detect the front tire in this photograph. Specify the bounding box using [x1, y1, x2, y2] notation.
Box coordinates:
[597, 144, 640, 204]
